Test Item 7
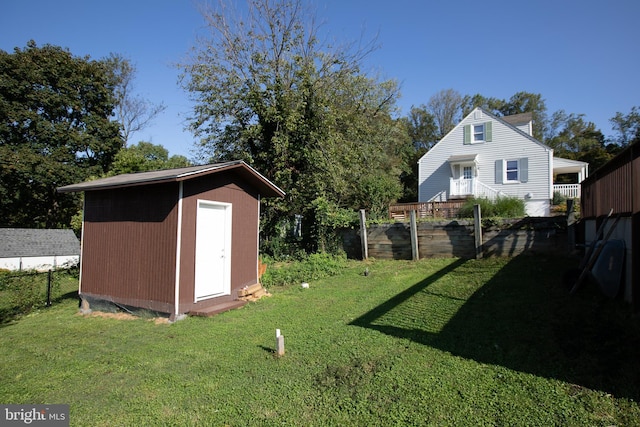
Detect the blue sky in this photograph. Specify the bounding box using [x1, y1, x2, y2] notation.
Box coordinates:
[3, 0, 639, 159]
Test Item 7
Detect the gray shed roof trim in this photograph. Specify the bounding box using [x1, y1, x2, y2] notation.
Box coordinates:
[0, 229, 80, 258]
[57, 160, 285, 197]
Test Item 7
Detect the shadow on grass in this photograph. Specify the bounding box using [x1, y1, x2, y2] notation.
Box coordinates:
[351, 255, 640, 401]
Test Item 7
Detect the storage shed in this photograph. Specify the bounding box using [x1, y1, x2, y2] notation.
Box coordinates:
[57, 161, 285, 320]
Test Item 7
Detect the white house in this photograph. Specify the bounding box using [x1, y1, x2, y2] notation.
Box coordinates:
[0, 228, 80, 271]
[418, 108, 588, 216]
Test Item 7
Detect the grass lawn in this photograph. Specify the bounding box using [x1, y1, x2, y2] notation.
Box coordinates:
[0, 255, 639, 426]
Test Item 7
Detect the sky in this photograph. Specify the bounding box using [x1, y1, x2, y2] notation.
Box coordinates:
[3, 0, 639, 159]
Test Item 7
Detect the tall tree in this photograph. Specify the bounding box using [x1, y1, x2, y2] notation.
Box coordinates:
[399, 105, 438, 202]
[610, 106, 640, 146]
[180, 0, 405, 252]
[546, 110, 611, 170]
[109, 141, 191, 175]
[405, 105, 438, 151]
[462, 91, 548, 141]
[0, 41, 122, 228]
[105, 53, 167, 145]
[427, 88, 463, 138]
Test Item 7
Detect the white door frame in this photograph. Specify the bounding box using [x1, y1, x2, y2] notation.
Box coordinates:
[194, 200, 232, 302]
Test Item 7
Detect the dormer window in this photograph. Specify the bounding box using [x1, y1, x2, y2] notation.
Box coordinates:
[463, 122, 492, 144]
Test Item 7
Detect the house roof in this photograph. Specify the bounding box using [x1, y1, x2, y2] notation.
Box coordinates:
[0, 229, 80, 258]
[57, 160, 286, 198]
[501, 112, 533, 127]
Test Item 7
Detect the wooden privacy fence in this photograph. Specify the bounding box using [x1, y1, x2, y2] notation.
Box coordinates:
[341, 209, 568, 260]
[388, 201, 466, 221]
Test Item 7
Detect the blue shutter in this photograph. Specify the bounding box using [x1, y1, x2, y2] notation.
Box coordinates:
[520, 158, 528, 183]
[495, 160, 503, 184]
[485, 121, 492, 142]
[463, 125, 471, 144]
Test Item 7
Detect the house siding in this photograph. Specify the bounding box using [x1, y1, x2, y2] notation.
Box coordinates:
[80, 183, 179, 313]
[177, 170, 260, 314]
[419, 108, 552, 215]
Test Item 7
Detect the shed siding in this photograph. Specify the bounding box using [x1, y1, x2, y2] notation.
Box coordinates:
[418, 109, 551, 211]
[80, 183, 179, 312]
[178, 171, 260, 313]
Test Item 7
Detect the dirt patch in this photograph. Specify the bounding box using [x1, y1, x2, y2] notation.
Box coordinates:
[79, 311, 170, 324]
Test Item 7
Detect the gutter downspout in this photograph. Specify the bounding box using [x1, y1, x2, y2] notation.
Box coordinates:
[173, 182, 184, 321]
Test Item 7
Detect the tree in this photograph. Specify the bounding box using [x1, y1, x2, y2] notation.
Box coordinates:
[0, 41, 122, 228]
[180, 0, 406, 252]
[427, 89, 463, 139]
[109, 141, 191, 175]
[462, 91, 548, 140]
[399, 105, 437, 201]
[546, 110, 611, 170]
[610, 106, 640, 146]
[105, 53, 167, 145]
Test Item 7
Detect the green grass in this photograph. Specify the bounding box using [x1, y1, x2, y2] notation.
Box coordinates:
[0, 256, 639, 426]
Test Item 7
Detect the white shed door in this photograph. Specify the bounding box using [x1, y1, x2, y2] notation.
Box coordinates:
[194, 200, 232, 301]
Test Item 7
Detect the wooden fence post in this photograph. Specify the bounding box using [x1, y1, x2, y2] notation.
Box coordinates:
[410, 210, 419, 261]
[359, 209, 368, 260]
[474, 204, 483, 259]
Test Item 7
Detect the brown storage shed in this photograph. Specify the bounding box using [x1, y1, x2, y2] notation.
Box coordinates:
[57, 161, 285, 320]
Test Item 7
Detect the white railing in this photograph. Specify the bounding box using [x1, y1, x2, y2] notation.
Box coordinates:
[449, 178, 474, 197]
[450, 178, 504, 200]
[554, 184, 581, 198]
[476, 180, 505, 200]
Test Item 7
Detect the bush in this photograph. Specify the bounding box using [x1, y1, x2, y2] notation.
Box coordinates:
[494, 196, 526, 217]
[458, 196, 525, 218]
[261, 252, 348, 288]
[552, 191, 566, 206]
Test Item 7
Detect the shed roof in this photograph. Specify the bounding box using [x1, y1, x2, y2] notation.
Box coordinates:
[57, 160, 285, 197]
[0, 229, 80, 258]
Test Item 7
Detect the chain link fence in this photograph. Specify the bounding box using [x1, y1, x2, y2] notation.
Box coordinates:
[0, 268, 77, 323]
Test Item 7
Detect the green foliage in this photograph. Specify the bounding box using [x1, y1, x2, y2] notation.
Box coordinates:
[181, 0, 407, 253]
[260, 252, 347, 287]
[610, 105, 640, 146]
[458, 196, 525, 218]
[493, 196, 526, 217]
[109, 141, 190, 175]
[0, 269, 77, 323]
[552, 191, 567, 206]
[0, 41, 122, 228]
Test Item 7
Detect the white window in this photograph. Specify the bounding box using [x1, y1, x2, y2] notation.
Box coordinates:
[473, 124, 485, 142]
[505, 160, 519, 182]
[464, 122, 492, 144]
[495, 158, 528, 184]
[463, 166, 473, 179]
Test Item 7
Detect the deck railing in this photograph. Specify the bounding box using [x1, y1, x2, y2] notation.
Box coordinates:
[553, 184, 580, 199]
[388, 201, 466, 220]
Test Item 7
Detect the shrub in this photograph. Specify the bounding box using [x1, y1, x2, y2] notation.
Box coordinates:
[494, 196, 526, 217]
[458, 196, 525, 218]
[552, 191, 566, 206]
[261, 252, 348, 288]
